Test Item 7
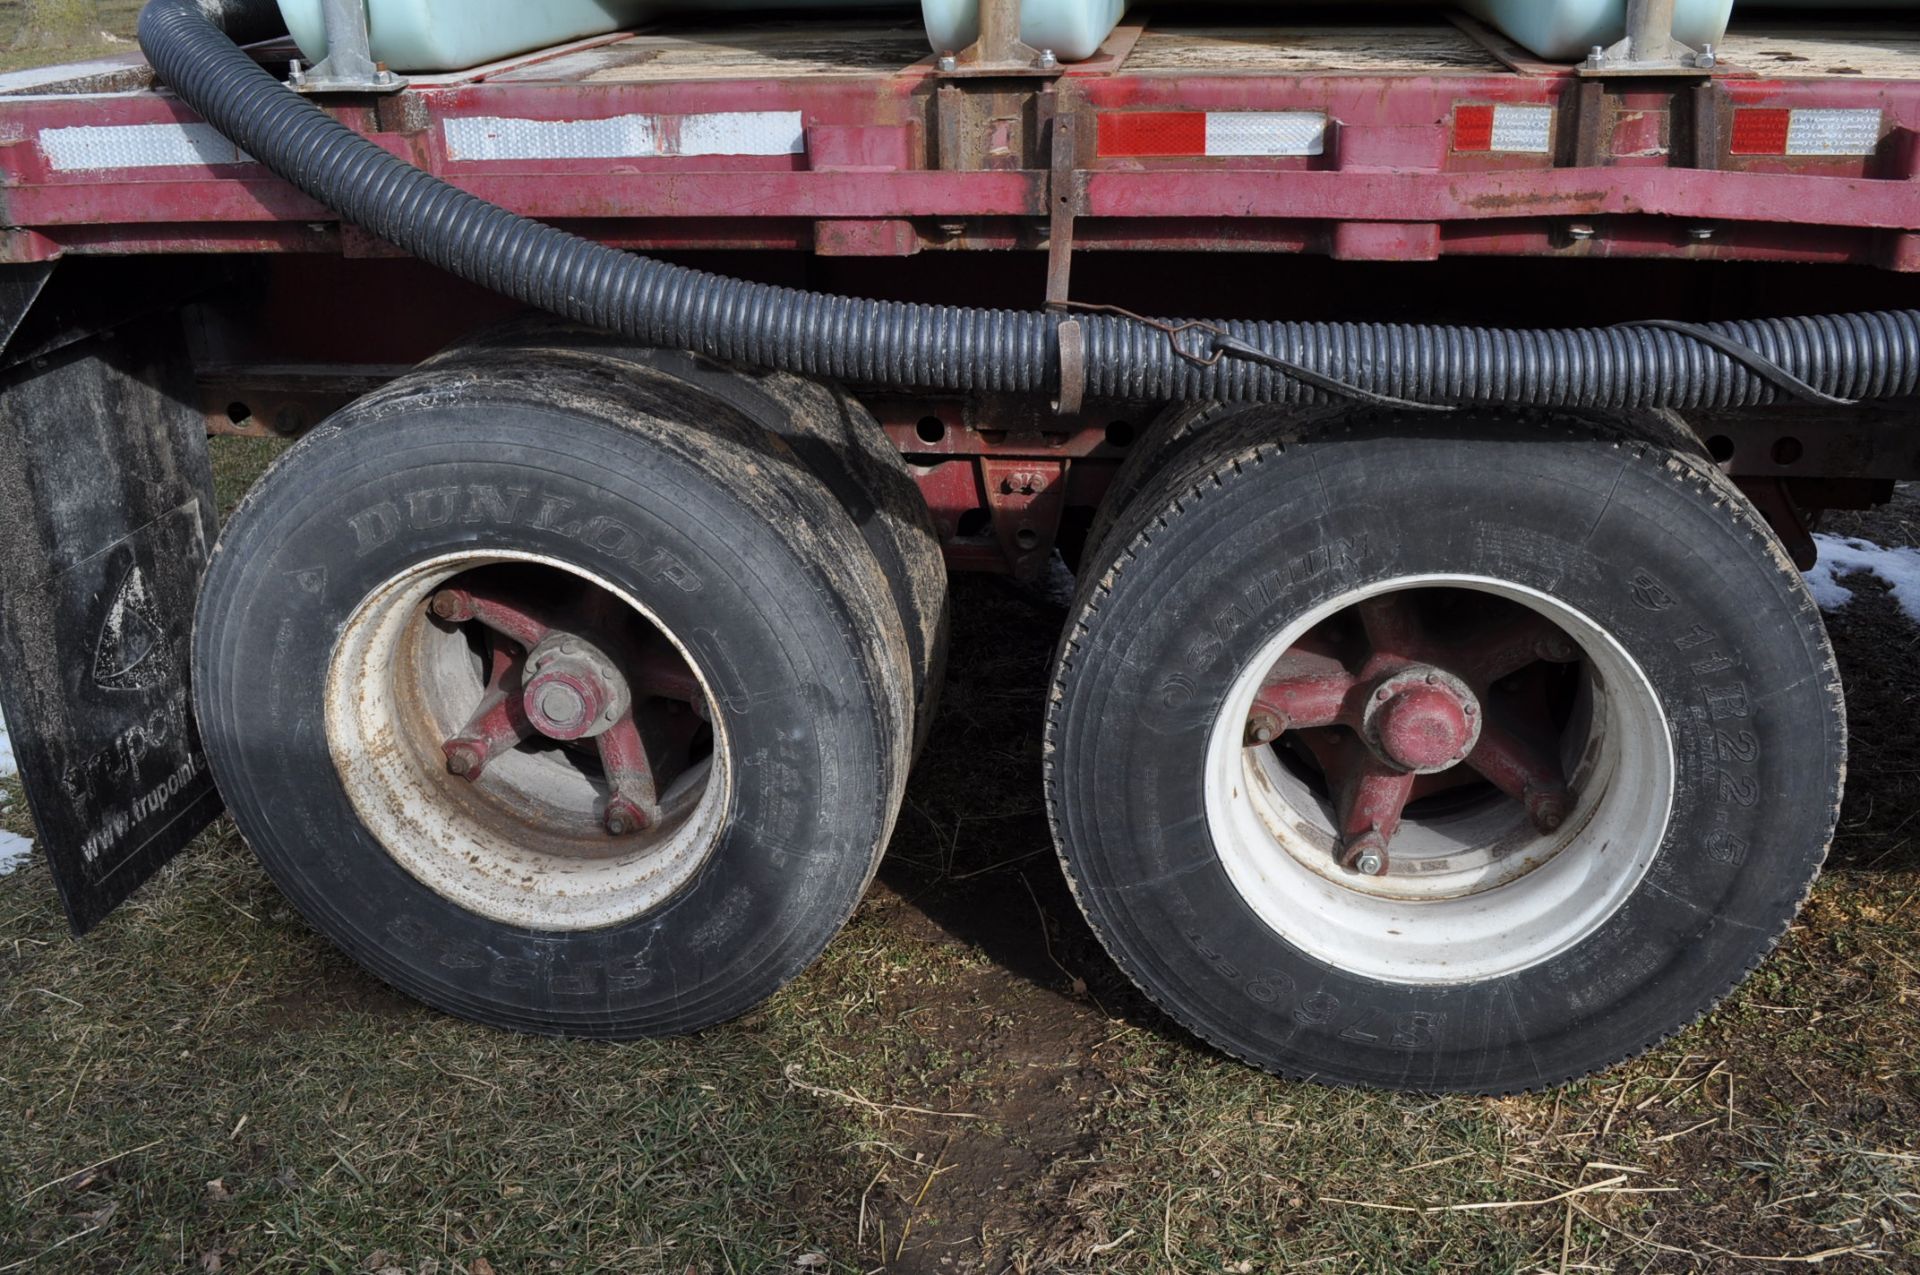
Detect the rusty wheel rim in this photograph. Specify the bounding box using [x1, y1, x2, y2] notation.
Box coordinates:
[1204, 576, 1674, 985]
[325, 552, 730, 932]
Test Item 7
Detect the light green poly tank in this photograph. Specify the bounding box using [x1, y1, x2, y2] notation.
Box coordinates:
[277, 0, 1910, 74]
[277, 0, 891, 73]
[918, 0, 1738, 61]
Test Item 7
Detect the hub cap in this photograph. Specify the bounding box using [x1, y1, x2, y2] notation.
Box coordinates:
[1203, 576, 1675, 985]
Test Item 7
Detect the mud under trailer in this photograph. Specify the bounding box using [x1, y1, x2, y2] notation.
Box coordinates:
[0, 0, 1914, 1092]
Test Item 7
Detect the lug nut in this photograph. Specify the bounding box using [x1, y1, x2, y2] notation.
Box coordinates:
[605, 797, 649, 838]
[430, 592, 468, 622]
[1246, 712, 1287, 747]
[1343, 831, 1391, 877]
[1527, 787, 1571, 834]
[1540, 636, 1578, 662]
[445, 743, 483, 780]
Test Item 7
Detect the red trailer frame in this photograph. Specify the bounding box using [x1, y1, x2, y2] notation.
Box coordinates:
[1, 12, 1913, 582]
[1, 16, 1915, 269]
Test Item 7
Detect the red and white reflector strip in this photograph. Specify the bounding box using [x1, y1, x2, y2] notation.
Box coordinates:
[1453, 105, 1554, 154]
[1098, 111, 1327, 159]
[39, 122, 254, 172]
[1730, 108, 1883, 157]
[443, 111, 806, 162]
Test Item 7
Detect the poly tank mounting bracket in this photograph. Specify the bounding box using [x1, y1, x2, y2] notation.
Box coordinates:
[937, 0, 1065, 78]
[1579, 0, 1713, 77]
[288, 0, 407, 94]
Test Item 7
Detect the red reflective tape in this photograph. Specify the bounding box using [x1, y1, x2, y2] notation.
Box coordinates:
[1453, 104, 1495, 153]
[1098, 112, 1207, 158]
[1730, 108, 1791, 156]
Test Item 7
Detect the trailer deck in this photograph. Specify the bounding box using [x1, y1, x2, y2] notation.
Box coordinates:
[0, 13, 1914, 271]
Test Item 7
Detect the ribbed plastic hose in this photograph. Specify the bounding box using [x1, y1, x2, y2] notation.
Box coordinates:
[140, 0, 1920, 408]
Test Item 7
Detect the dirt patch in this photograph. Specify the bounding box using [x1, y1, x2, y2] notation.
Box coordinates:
[259, 970, 423, 1033]
[845, 574, 1156, 1271]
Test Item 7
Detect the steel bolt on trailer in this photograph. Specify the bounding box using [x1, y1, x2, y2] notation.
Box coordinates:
[0, 0, 1914, 1091]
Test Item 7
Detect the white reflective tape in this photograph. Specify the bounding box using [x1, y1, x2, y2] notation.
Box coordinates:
[39, 122, 251, 171]
[1204, 111, 1327, 158]
[1785, 109, 1883, 157]
[445, 114, 657, 162]
[444, 111, 805, 162]
[1489, 105, 1554, 154]
[678, 111, 806, 158]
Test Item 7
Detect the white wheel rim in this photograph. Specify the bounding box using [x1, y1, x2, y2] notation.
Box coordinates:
[1203, 576, 1675, 986]
[325, 551, 731, 933]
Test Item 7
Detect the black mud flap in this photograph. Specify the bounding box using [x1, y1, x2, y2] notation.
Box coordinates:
[0, 282, 223, 933]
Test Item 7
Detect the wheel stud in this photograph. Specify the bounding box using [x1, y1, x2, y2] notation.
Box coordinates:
[430, 590, 470, 622]
[605, 797, 648, 838]
[445, 742, 483, 779]
[1527, 785, 1572, 833]
[1246, 712, 1287, 747]
[1344, 831, 1391, 877]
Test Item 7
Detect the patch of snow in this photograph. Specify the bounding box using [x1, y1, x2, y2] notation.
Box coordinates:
[0, 707, 28, 876]
[1806, 534, 1920, 626]
[0, 831, 32, 878]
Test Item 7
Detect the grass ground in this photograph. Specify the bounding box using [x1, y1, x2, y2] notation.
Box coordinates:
[2, 437, 1915, 1273]
[0, 8, 1916, 1273]
[0, 2, 142, 73]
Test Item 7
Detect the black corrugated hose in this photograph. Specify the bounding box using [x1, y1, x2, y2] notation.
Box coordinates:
[140, 0, 1919, 409]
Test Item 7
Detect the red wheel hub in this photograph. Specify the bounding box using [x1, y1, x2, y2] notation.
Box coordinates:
[1363, 669, 1481, 774]
[523, 638, 629, 742]
[1246, 592, 1582, 877]
[429, 582, 707, 837]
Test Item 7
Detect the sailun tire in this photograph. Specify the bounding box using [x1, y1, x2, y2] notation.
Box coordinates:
[1045, 409, 1845, 1093]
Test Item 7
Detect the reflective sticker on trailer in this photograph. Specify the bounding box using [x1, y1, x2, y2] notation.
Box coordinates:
[38, 122, 253, 171]
[1098, 111, 1328, 158]
[1729, 108, 1884, 157]
[1452, 105, 1554, 155]
[442, 111, 806, 162]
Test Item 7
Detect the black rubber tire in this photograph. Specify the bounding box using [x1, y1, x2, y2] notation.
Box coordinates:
[1079, 401, 1352, 571]
[448, 319, 950, 758]
[195, 351, 915, 1037]
[1047, 410, 1845, 1094]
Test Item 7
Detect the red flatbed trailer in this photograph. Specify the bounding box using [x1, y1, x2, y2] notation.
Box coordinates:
[0, 3, 1914, 1092]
